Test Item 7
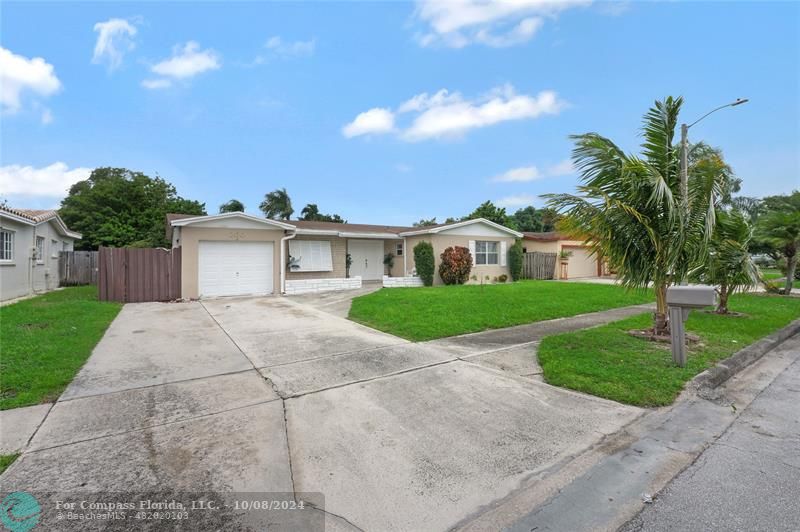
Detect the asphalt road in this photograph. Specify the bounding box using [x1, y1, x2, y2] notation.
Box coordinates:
[621, 334, 800, 532]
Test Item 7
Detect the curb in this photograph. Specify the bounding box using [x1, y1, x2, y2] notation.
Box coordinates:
[692, 318, 800, 389]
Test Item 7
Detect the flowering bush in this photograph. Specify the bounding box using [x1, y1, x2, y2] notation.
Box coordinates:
[438, 246, 473, 285]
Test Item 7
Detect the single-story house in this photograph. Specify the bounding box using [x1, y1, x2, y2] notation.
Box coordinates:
[0, 206, 81, 301]
[166, 212, 523, 298]
[522, 231, 602, 280]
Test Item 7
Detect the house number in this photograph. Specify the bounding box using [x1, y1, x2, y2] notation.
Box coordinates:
[229, 231, 246, 240]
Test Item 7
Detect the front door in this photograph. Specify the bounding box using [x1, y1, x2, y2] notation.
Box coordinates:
[348, 239, 384, 280]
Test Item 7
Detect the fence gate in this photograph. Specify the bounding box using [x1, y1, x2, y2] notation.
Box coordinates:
[59, 251, 99, 285]
[98, 247, 182, 303]
[523, 252, 557, 280]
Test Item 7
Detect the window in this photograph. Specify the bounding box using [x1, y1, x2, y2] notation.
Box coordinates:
[0, 230, 14, 262]
[475, 241, 499, 265]
[51, 239, 59, 258]
[35, 236, 45, 263]
[288, 240, 333, 272]
[395, 242, 403, 256]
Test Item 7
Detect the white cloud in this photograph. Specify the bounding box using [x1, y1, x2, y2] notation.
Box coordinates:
[0, 162, 91, 198]
[402, 85, 564, 141]
[0, 46, 61, 113]
[547, 158, 574, 176]
[414, 0, 591, 48]
[149, 41, 220, 84]
[265, 36, 316, 57]
[342, 108, 396, 138]
[492, 166, 541, 183]
[41, 108, 53, 124]
[343, 84, 565, 141]
[92, 18, 138, 71]
[497, 193, 537, 208]
[141, 78, 172, 90]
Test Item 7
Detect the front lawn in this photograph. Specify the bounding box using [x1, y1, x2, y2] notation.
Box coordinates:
[349, 281, 653, 341]
[0, 454, 19, 474]
[0, 286, 122, 410]
[538, 293, 800, 407]
[760, 268, 784, 281]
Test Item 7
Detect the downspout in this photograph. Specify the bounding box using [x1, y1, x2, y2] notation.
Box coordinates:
[403, 237, 408, 276]
[280, 229, 297, 295]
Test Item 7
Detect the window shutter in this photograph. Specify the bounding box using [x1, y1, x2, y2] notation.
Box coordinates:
[500, 241, 507, 267]
[468, 240, 476, 259]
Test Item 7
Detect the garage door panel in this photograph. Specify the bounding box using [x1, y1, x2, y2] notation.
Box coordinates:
[567, 247, 598, 279]
[199, 241, 274, 297]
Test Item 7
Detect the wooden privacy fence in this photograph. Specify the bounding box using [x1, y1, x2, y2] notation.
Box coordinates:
[59, 251, 98, 285]
[523, 252, 557, 280]
[98, 247, 181, 302]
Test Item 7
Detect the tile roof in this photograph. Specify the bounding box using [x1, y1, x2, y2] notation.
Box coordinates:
[0, 206, 60, 223]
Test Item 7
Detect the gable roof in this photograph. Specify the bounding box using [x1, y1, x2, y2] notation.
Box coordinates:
[168, 212, 296, 231]
[398, 218, 523, 238]
[0, 206, 81, 239]
[522, 231, 563, 242]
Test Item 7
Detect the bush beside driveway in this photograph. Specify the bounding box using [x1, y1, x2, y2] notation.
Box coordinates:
[0, 286, 121, 410]
[348, 281, 653, 341]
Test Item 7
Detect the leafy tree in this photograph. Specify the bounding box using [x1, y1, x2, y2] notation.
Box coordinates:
[546, 97, 731, 336]
[509, 239, 524, 281]
[260, 188, 293, 220]
[756, 191, 800, 295]
[691, 210, 758, 313]
[413, 217, 438, 227]
[538, 207, 559, 232]
[465, 201, 515, 228]
[59, 167, 206, 250]
[413, 241, 435, 286]
[512, 206, 541, 232]
[438, 246, 472, 285]
[219, 199, 245, 213]
[299, 203, 345, 223]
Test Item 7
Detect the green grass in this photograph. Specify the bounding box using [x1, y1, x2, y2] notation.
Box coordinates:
[761, 268, 784, 281]
[0, 453, 19, 474]
[0, 286, 122, 410]
[538, 293, 800, 407]
[349, 281, 653, 341]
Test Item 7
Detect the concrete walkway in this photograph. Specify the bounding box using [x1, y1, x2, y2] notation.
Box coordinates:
[0, 296, 651, 530]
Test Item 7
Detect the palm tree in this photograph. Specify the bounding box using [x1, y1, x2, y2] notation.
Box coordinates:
[691, 209, 758, 313]
[300, 203, 320, 220]
[757, 191, 800, 295]
[219, 199, 245, 213]
[259, 188, 293, 220]
[546, 97, 727, 336]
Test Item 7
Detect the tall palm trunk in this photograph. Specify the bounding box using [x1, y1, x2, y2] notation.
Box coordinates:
[717, 283, 729, 314]
[654, 283, 669, 335]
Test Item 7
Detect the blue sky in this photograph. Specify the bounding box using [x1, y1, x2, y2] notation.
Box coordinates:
[1, 1, 798, 225]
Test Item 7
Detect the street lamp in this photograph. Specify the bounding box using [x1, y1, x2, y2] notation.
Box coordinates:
[680, 98, 749, 213]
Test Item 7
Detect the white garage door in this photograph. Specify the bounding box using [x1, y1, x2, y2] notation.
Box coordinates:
[567, 247, 598, 279]
[198, 241, 274, 297]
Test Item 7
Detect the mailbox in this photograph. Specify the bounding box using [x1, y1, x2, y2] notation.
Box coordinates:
[666, 285, 717, 367]
[666, 285, 718, 308]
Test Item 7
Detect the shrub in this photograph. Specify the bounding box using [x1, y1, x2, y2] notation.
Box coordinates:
[509, 239, 524, 281]
[498, 274, 508, 283]
[439, 246, 473, 285]
[414, 241, 435, 286]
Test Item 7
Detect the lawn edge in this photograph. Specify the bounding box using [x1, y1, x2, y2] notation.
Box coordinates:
[691, 318, 800, 390]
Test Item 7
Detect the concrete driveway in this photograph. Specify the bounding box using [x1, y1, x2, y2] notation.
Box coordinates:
[1, 295, 641, 531]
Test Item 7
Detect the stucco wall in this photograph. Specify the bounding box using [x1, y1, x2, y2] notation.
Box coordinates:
[286, 235, 347, 280]
[522, 238, 597, 279]
[432, 234, 515, 285]
[383, 239, 405, 277]
[179, 226, 285, 299]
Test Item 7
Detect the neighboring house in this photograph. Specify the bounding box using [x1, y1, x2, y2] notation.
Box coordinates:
[522, 231, 601, 279]
[0, 206, 81, 301]
[167, 212, 522, 298]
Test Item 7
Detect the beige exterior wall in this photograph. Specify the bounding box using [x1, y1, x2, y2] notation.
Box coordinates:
[522, 238, 598, 279]
[286, 235, 347, 280]
[383, 239, 405, 277]
[1, 218, 75, 301]
[431, 234, 515, 285]
[179, 226, 284, 299]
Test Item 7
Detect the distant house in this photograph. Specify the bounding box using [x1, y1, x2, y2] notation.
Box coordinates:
[522, 231, 602, 279]
[0, 206, 82, 301]
[166, 213, 522, 298]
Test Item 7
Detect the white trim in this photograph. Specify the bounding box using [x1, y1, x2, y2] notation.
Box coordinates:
[293, 227, 401, 239]
[398, 218, 522, 238]
[280, 230, 297, 294]
[170, 211, 296, 230]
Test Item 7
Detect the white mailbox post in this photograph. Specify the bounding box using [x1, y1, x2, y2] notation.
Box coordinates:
[666, 285, 718, 367]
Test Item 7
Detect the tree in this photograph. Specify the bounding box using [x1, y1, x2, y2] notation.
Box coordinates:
[414, 217, 438, 227]
[260, 188, 293, 220]
[539, 207, 559, 232]
[757, 191, 800, 295]
[465, 201, 515, 228]
[691, 210, 758, 313]
[59, 167, 206, 250]
[438, 246, 472, 285]
[413, 241, 435, 286]
[509, 240, 524, 281]
[545, 97, 730, 336]
[512, 206, 541, 232]
[299, 203, 345, 223]
[219, 199, 245, 213]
